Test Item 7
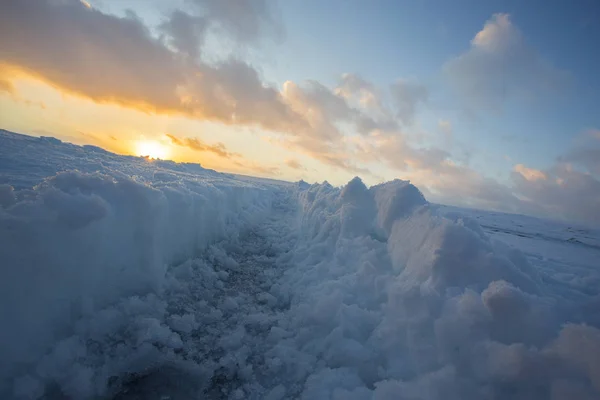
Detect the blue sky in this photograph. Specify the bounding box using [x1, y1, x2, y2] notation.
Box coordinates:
[0, 0, 599, 225]
[272, 0, 600, 170]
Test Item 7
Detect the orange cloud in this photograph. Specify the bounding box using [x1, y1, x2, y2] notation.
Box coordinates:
[166, 133, 238, 159]
[513, 164, 547, 181]
[166, 133, 279, 177]
[0, 77, 14, 95]
[285, 159, 305, 170]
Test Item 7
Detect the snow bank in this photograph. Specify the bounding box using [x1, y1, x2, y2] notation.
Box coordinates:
[0, 135, 277, 392]
[275, 177, 600, 399]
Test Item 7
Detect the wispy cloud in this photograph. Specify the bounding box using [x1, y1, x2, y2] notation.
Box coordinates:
[0, 76, 14, 95]
[232, 160, 280, 175]
[166, 133, 238, 159]
[0, 67, 45, 108]
[513, 164, 547, 181]
[285, 159, 305, 170]
[166, 133, 280, 176]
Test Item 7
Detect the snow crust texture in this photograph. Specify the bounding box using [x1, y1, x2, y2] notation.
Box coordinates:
[1, 130, 599, 399]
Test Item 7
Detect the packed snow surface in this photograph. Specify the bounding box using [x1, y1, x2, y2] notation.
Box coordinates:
[1, 129, 599, 399]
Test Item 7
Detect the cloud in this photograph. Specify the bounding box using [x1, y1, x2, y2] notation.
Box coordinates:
[406, 160, 527, 214]
[513, 164, 547, 181]
[586, 129, 600, 140]
[276, 78, 400, 176]
[511, 163, 600, 225]
[390, 80, 428, 125]
[560, 130, 600, 175]
[438, 120, 452, 136]
[335, 73, 398, 132]
[0, 66, 46, 108]
[158, 0, 281, 59]
[188, 0, 282, 44]
[0, 0, 304, 134]
[370, 136, 600, 225]
[281, 80, 351, 141]
[285, 159, 305, 170]
[282, 78, 396, 139]
[232, 160, 280, 175]
[0, 0, 184, 111]
[281, 76, 400, 152]
[444, 13, 568, 111]
[159, 10, 207, 60]
[268, 134, 374, 177]
[0, 76, 14, 95]
[562, 148, 600, 175]
[335, 73, 375, 98]
[166, 132, 281, 176]
[388, 143, 600, 225]
[166, 133, 237, 159]
[353, 131, 450, 173]
[349, 128, 598, 222]
[336, 73, 381, 111]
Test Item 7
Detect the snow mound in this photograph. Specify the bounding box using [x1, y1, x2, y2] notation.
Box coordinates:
[276, 177, 600, 399]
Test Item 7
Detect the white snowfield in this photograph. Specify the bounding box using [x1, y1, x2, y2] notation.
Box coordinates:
[1, 129, 599, 400]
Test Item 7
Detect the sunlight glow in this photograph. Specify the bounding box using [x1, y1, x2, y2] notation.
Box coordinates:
[136, 140, 169, 160]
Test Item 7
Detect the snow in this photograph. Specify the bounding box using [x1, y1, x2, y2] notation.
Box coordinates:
[1, 129, 599, 399]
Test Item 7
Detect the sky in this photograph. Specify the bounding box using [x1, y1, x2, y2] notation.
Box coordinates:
[1, 0, 599, 225]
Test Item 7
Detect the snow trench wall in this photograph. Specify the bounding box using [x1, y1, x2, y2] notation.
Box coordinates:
[0, 170, 274, 384]
[284, 177, 600, 399]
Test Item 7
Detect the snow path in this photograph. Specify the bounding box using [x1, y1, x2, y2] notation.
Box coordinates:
[109, 190, 299, 399]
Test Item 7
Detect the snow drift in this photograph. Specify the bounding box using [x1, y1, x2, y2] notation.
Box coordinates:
[1, 130, 599, 399]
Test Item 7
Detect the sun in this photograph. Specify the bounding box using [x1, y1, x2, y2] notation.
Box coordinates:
[136, 140, 169, 160]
